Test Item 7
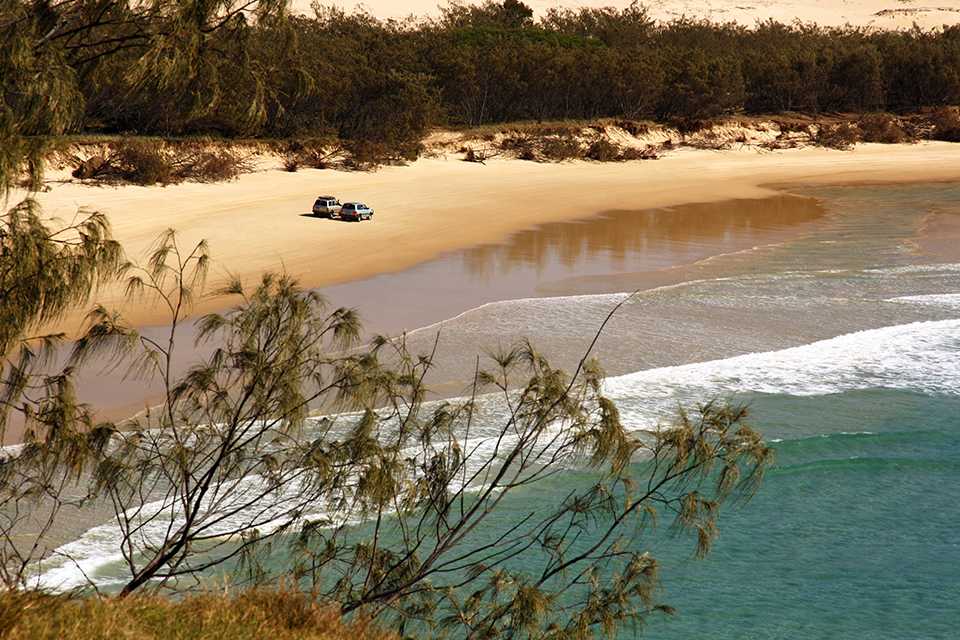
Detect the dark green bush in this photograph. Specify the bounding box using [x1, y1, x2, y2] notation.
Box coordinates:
[586, 138, 621, 161]
[616, 120, 650, 136]
[539, 135, 583, 161]
[115, 140, 174, 185]
[858, 113, 910, 143]
[931, 108, 960, 142]
[71, 141, 251, 185]
[813, 122, 860, 150]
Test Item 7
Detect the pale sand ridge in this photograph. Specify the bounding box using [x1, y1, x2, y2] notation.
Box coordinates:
[291, 0, 960, 31]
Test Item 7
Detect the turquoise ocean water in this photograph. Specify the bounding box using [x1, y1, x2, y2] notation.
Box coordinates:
[584, 183, 960, 638]
[38, 182, 960, 638]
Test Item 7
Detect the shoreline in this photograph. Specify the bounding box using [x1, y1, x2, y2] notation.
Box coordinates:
[5, 142, 960, 442]
[17, 142, 960, 336]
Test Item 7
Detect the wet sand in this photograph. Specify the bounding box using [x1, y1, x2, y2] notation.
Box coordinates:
[320, 194, 829, 338]
[63, 193, 828, 424]
[912, 211, 960, 260]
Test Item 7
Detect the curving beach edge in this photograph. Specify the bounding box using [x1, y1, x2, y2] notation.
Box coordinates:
[18, 140, 960, 333]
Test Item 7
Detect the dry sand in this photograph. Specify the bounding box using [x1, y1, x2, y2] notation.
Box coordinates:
[16, 142, 960, 335]
[292, 0, 960, 31]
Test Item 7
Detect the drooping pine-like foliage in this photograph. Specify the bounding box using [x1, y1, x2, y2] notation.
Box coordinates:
[1, 0, 291, 194]
[1, 228, 774, 638]
[0, 199, 121, 439]
[0, 198, 122, 586]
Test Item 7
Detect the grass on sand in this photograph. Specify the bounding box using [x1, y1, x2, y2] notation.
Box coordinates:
[0, 587, 397, 640]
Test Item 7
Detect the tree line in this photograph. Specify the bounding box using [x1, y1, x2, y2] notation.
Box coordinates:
[3, 0, 960, 178]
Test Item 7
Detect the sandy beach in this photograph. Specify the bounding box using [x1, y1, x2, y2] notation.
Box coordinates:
[3, 140, 958, 440]
[18, 142, 960, 334]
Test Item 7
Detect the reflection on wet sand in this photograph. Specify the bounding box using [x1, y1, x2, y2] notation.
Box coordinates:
[459, 195, 827, 280]
[396, 181, 960, 396]
[912, 211, 960, 260]
[323, 194, 828, 338]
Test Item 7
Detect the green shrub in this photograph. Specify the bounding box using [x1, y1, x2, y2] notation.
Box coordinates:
[930, 107, 960, 142]
[669, 118, 718, 136]
[499, 133, 537, 159]
[179, 148, 251, 182]
[616, 120, 650, 137]
[586, 138, 622, 161]
[71, 140, 252, 185]
[814, 122, 859, 150]
[858, 113, 909, 143]
[114, 140, 174, 185]
[620, 145, 660, 160]
[539, 134, 583, 161]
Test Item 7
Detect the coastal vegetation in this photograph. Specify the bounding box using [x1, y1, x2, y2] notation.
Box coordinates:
[2, 1, 949, 637]
[3, 0, 960, 190]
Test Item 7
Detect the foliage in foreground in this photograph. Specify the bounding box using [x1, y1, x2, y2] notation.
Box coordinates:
[1, 206, 775, 639]
[0, 587, 394, 640]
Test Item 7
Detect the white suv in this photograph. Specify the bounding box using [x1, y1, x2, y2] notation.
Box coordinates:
[312, 196, 342, 218]
[339, 202, 373, 221]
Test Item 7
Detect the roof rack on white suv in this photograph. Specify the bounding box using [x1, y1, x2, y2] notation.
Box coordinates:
[313, 196, 342, 218]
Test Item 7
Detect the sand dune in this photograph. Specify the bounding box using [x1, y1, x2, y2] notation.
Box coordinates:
[291, 0, 960, 30]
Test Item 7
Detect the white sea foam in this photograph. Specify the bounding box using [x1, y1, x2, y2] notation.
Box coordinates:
[891, 293, 960, 309]
[35, 396, 584, 592]
[605, 318, 960, 426]
[38, 472, 330, 592]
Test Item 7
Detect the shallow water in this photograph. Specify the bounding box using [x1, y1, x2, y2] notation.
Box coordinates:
[648, 390, 960, 639]
[40, 182, 960, 638]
